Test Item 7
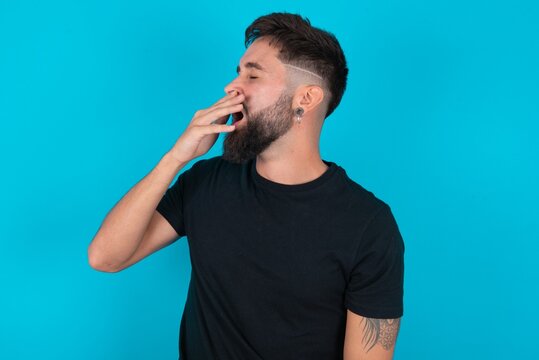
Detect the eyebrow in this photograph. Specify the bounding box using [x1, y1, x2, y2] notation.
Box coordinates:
[236, 62, 266, 74]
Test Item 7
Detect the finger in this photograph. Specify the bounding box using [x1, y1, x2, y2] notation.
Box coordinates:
[208, 91, 235, 109]
[207, 105, 242, 126]
[193, 90, 245, 122]
[212, 92, 244, 111]
[199, 103, 243, 125]
[195, 92, 243, 119]
[211, 90, 240, 108]
[209, 95, 244, 117]
[194, 123, 236, 136]
[209, 114, 231, 126]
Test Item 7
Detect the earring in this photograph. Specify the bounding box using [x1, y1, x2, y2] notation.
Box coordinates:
[295, 107, 304, 124]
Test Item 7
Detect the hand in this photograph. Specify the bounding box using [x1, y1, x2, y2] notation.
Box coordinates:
[168, 90, 243, 164]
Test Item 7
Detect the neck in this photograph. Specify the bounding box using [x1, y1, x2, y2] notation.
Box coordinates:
[255, 124, 328, 185]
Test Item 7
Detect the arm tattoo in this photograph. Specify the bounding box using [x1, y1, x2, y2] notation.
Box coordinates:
[361, 317, 401, 352]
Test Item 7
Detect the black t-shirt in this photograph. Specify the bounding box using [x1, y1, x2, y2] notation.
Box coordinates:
[156, 156, 404, 360]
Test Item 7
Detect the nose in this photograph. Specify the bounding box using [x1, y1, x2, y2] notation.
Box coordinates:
[224, 76, 243, 95]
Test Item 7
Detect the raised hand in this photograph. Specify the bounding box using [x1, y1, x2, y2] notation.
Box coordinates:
[168, 90, 243, 164]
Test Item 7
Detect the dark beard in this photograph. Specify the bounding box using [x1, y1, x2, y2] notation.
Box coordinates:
[222, 92, 295, 164]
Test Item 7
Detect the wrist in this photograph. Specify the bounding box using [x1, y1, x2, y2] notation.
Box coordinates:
[160, 152, 188, 174]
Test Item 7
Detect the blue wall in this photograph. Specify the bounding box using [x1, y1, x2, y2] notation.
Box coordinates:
[1, 0, 537, 358]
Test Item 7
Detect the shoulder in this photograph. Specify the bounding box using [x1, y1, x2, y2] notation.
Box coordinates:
[333, 163, 391, 217]
[181, 156, 246, 192]
[331, 163, 405, 247]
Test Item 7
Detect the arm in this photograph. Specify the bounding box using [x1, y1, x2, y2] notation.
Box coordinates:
[343, 309, 401, 360]
[87, 153, 187, 272]
[87, 91, 242, 272]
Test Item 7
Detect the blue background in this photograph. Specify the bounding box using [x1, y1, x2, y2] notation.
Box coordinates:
[1, 0, 538, 359]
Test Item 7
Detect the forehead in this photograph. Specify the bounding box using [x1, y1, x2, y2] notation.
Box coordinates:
[238, 37, 282, 71]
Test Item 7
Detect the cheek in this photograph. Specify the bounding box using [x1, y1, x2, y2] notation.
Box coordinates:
[246, 83, 286, 110]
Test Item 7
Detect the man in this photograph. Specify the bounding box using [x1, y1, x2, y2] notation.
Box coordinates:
[88, 12, 405, 360]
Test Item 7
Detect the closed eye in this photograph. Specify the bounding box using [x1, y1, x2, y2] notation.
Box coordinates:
[249, 76, 258, 79]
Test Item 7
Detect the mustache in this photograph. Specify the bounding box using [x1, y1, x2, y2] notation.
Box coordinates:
[242, 103, 249, 116]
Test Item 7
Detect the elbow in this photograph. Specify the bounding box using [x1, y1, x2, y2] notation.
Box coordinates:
[87, 246, 121, 273]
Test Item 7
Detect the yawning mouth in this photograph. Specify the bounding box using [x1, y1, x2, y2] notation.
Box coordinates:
[232, 109, 245, 124]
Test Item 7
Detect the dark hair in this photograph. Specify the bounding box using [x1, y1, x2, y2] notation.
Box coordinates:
[245, 12, 348, 118]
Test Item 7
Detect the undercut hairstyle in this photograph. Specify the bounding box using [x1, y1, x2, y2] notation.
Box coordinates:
[245, 12, 348, 118]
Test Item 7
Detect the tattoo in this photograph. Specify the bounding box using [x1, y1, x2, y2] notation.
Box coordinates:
[361, 317, 401, 352]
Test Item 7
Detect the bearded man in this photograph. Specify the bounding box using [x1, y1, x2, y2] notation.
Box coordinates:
[88, 12, 405, 360]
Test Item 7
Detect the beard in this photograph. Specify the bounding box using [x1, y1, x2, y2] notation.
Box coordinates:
[222, 91, 295, 164]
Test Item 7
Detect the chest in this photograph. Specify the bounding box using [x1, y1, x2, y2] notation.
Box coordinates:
[183, 186, 360, 301]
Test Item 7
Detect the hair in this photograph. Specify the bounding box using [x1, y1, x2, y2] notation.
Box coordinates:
[245, 12, 348, 118]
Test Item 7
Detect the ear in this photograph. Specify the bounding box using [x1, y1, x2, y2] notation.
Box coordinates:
[294, 85, 325, 113]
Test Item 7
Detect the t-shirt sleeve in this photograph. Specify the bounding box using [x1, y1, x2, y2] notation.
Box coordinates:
[155, 172, 187, 237]
[344, 203, 405, 319]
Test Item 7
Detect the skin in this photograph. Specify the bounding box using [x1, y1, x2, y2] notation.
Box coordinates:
[224, 38, 402, 359]
[223, 36, 330, 185]
[166, 36, 402, 360]
[221, 90, 297, 164]
[343, 310, 401, 359]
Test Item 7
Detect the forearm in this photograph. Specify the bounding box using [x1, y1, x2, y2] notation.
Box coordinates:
[88, 152, 186, 271]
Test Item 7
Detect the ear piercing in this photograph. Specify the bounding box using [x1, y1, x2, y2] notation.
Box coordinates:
[295, 107, 304, 124]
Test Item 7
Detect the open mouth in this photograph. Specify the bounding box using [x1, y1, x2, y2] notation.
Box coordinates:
[232, 109, 246, 124]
